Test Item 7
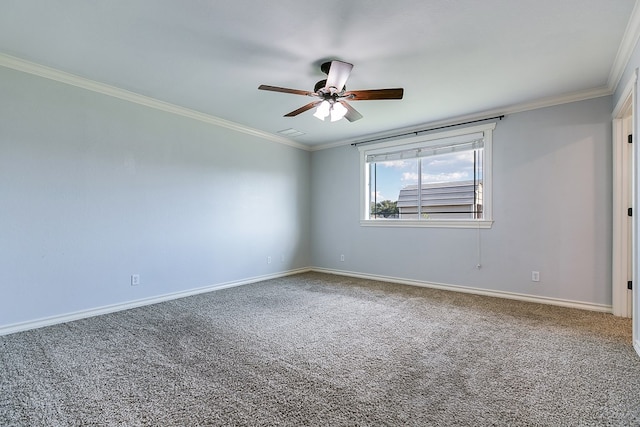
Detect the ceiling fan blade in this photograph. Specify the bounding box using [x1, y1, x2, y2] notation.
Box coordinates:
[284, 100, 322, 117]
[258, 85, 315, 97]
[344, 88, 404, 100]
[340, 101, 363, 122]
[325, 60, 353, 92]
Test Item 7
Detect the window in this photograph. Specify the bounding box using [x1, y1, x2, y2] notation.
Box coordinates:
[359, 123, 495, 228]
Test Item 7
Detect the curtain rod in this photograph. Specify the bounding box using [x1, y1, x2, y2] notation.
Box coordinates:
[350, 115, 504, 147]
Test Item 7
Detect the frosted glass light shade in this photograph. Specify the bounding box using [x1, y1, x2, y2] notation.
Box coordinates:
[313, 101, 331, 120]
[330, 101, 348, 122]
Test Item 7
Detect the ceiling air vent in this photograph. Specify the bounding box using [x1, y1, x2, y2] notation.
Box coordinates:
[278, 128, 305, 137]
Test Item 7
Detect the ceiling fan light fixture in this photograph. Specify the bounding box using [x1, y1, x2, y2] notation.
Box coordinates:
[313, 100, 331, 120]
[330, 101, 348, 122]
[258, 59, 403, 122]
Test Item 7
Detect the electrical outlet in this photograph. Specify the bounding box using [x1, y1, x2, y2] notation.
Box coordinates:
[267, 256, 272, 264]
[131, 274, 140, 286]
[340, 254, 345, 262]
[531, 271, 540, 282]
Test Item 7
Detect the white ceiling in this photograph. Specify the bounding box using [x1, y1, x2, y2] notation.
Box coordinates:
[0, 0, 637, 148]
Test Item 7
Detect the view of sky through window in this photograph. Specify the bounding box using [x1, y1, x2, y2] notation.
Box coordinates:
[370, 150, 480, 204]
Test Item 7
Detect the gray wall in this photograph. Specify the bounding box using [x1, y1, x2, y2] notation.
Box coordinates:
[0, 66, 311, 328]
[0, 60, 618, 330]
[311, 96, 613, 306]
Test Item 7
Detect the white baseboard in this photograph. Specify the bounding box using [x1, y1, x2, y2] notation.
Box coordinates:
[311, 267, 613, 313]
[0, 268, 311, 336]
[1, 266, 614, 337]
[635, 340, 640, 358]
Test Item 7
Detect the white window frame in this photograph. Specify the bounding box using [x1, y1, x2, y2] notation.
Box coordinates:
[359, 123, 495, 229]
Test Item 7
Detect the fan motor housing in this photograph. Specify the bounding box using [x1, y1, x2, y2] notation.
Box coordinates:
[314, 79, 327, 93]
[314, 79, 346, 96]
[320, 61, 332, 75]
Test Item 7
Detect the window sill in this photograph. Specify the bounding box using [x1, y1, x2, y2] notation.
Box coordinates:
[360, 219, 493, 229]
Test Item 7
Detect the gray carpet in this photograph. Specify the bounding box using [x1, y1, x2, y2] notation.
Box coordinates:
[1, 272, 639, 426]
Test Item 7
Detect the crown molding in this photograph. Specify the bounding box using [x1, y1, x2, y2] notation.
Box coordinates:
[608, 0, 640, 91]
[497, 85, 612, 115]
[0, 52, 310, 151]
[0, 47, 624, 155]
[312, 85, 612, 151]
[612, 68, 638, 118]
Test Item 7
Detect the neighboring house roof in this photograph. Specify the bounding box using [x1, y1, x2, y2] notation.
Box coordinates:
[397, 181, 480, 208]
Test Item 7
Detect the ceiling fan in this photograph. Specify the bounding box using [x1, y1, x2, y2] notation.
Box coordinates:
[258, 60, 404, 122]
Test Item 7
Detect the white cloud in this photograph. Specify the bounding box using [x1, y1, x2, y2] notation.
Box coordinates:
[380, 160, 411, 169]
[370, 190, 387, 201]
[422, 151, 475, 181]
[401, 172, 419, 183]
[404, 170, 470, 183]
[422, 171, 470, 183]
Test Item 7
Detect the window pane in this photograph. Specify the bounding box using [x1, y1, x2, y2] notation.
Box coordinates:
[369, 159, 418, 219]
[418, 149, 483, 219]
[370, 150, 483, 220]
[360, 123, 494, 227]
